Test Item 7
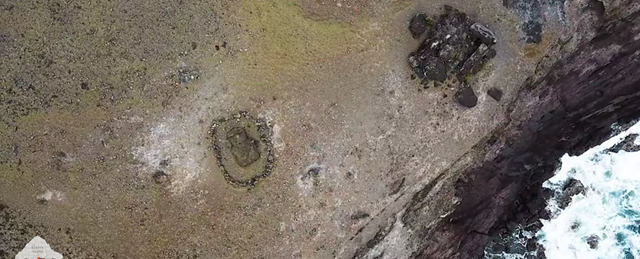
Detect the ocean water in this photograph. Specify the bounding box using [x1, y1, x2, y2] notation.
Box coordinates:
[486, 122, 640, 259]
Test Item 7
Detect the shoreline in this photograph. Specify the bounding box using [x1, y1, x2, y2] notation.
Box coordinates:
[410, 2, 640, 258]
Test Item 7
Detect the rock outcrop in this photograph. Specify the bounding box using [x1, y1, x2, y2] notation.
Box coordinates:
[407, 6, 496, 108]
[408, 2, 640, 258]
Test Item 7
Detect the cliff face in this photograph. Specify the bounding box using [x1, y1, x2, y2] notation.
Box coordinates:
[413, 2, 640, 258]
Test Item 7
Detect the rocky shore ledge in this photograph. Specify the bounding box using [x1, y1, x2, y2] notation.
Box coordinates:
[409, 1, 640, 258]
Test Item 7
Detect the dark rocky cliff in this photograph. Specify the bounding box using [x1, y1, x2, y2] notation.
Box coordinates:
[411, 2, 640, 258]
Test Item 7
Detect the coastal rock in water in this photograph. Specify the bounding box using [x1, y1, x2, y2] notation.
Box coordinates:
[409, 13, 430, 39]
[525, 239, 537, 252]
[537, 247, 547, 259]
[606, 134, 640, 153]
[454, 86, 478, 108]
[558, 178, 585, 209]
[587, 234, 599, 249]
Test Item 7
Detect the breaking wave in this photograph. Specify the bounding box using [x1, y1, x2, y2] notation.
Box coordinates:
[486, 122, 640, 259]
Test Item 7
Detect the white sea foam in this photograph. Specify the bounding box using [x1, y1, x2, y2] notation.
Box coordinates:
[487, 122, 640, 259]
[539, 122, 640, 259]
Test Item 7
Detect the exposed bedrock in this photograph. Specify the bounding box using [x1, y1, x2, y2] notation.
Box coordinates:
[409, 3, 640, 259]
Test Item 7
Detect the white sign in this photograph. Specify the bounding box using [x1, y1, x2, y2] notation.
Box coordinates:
[14, 236, 63, 259]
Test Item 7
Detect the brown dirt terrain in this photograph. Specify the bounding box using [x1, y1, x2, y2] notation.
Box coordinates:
[0, 0, 566, 258]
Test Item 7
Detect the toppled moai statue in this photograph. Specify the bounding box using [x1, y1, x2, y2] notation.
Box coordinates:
[408, 5, 497, 108]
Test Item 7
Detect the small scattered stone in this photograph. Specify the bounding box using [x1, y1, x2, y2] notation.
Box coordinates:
[159, 159, 170, 168]
[152, 170, 170, 184]
[487, 87, 503, 101]
[55, 151, 67, 158]
[80, 82, 89, 90]
[558, 178, 585, 209]
[299, 164, 324, 189]
[37, 196, 49, 204]
[570, 221, 581, 230]
[176, 65, 200, 84]
[350, 211, 370, 220]
[191, 42, 197, 50]
[309, 227, 318, 237]
[306, 165, 322, 178]
[389, 177, 405, 195]
[454, 86, 478, 108]
[345, 170, 355, 180]
[409, 13, 430, 39]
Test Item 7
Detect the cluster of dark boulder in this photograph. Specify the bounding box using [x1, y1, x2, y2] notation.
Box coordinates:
[407, 6, 502, 108]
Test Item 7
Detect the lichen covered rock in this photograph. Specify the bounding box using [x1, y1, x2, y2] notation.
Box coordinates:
[407, 5, 497, 108]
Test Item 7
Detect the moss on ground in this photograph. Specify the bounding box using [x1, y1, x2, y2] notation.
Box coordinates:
[235, 0, 358, 88]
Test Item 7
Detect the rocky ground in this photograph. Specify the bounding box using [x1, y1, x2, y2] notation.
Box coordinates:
[0, 0, 592, 258]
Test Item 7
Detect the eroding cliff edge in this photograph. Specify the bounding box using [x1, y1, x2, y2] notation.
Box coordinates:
[407, 1, 640, 258]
